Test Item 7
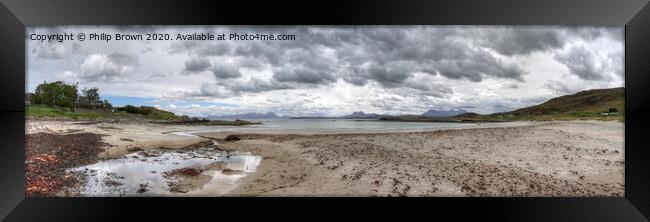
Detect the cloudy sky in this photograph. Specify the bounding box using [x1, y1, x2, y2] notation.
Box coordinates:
[26, 26, 624, 117]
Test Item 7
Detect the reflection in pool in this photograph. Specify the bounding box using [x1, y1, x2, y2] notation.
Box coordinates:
[68, 148, 262, 196]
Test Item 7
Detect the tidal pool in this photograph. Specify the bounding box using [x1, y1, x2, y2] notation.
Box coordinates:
[68, 148, 262, 196]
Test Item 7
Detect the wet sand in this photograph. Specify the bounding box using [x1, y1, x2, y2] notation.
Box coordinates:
[27, 121, 214, 159]
[198, 120, 624, 197]
[26, 120, 624, 197]
[26, 121, 259, 197]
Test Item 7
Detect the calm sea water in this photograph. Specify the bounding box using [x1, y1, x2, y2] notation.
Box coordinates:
[175, 119, 536, 135]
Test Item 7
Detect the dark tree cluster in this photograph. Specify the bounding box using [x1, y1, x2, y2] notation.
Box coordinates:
[31, 81, 112, 112]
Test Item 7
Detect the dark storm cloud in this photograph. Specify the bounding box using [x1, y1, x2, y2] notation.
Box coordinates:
[553, 45, 621, 81]
[363, 62, 412, 87]
[556, 28, 623, 81]
[426, 46, 526, 82]
[573, 27, 624, 42]
[211, 64, 242, 79]
[272, 67, 336, 84]
[224, 78, 293, 93]
[198, 43, 232, 56]
[342, 75, 369, 86]
[193, 83, 231, 98]
[166, 26, 621, 98]
[477, 27, 620, 56]
[479, 28, 564, 56]
[476, 27, 623, 81]
[172, 26, 532, 91]
[183, 57, 212, 73]
[169, 41, 201, 54]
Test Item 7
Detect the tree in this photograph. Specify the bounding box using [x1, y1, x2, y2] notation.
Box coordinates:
[33, 81, 57, 107]
[60, 83, 79, 112]
[32, 81, 78, 111]
[81, 87, 100, 109]
[102, 99, 113, 110]
[118, 105, 140, 114]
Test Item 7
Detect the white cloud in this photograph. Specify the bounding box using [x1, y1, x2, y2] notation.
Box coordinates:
[53, 71, 80, 84]
[78, 53, 138, 82]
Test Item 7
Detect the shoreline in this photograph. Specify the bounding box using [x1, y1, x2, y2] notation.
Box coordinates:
[25, 119, 624, 197]
[199, 120, 624, 197]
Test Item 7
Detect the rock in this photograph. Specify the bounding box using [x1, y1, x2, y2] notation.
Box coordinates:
[224, 135, 241, 142]
[205, 162, 227, 171]
[221, 168, 244, 175]
[126, 147, 143, 152]
[165, 167, 203, 177]
[181, 140, 214, 149]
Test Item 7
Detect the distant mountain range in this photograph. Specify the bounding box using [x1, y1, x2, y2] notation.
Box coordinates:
[292, 109, 467, 120]
[205, 87, 624, 121]
[340, 112, 385, 119]
[207, 112, 290, 120]
[211, 109, 470, 120]
[291, 111, 385, 119]
[421, 109, 467, 117]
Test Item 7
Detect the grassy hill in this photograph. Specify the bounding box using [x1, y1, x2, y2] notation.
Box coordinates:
[26, 104, 255, 125]
[488, 87, 624, 121]
[380, 87, 624, 122]
[507, 87, 624, 115]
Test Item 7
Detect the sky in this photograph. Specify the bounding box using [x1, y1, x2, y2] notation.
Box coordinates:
[26, 26, 624, 117]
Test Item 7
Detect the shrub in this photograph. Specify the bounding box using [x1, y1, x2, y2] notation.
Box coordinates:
[32, 81, 78, 112]
[117, 105, 145, 115]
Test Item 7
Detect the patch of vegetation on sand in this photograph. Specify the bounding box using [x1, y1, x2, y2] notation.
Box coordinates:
[25, 132, 108, 197]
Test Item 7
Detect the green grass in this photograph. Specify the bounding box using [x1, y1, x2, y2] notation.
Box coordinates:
[26, 105, 258, 125]
[474, 112, 624, 122]
[509, 87, 624, 115]
[147, 109, 178, 120]
[27, 105, 174, 121]
[27, 105, 109, 120]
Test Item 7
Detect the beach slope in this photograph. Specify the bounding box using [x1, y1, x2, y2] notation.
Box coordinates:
[198, 120, 624, 197]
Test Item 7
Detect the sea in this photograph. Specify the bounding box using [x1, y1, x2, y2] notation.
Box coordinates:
[172, 118, 536, 135]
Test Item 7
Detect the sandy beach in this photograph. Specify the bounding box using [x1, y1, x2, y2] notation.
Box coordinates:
[26, 120, 624, 197]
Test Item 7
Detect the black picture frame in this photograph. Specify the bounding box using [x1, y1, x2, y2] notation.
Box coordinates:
[1, 0, 649, 221]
